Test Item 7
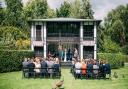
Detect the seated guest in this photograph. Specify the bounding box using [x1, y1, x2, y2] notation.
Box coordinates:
[53, 58, 60, 73]
[104, 60, 111, 78]
[75, 60, 82, 78]
[99, 60, 106, 79]
[27, 59, 35, 77]
[93, 60, 99, 79]
[40, 58, 48, 77]
[22, 58, 29, 77]
[22, 58, 28, 68]
[81, 60, 87, 75]
[71, 58, 76, 73]
[34, 57, 41, 74]
[86, 60, 93, 79]
[46, 57, 54, 78]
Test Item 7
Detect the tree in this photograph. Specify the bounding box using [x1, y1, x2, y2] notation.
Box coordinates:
[104, 4, 128, 46]
[70, 0, 81, 18]
[56, 1, 71, 17]
[24, 0, 48, 19]
[3, 0, 25, 28]
[80, 0, 93, 19]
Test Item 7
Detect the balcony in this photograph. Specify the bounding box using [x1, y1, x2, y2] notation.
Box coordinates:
[47, 37, 80, 44]
[47, 33, 79, 37]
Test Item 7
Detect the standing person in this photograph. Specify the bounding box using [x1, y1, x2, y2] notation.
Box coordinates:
[74, 48, 78, 59]
[58, 49, 64, 61]
[64, 49, 67, 62]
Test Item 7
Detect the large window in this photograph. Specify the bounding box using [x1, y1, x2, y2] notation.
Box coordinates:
[47, 22, 80, 37]
[83, 25, 94, 40]
[83, 46, 94, 59]
[36, 25, 42, 41]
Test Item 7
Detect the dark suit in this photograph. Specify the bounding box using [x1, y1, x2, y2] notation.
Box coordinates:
[27, 62, 35, 77]
[40, 60, 48, 77]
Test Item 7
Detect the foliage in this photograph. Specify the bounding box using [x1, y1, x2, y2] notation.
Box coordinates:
[56, 1, 71, 17]
[0, 50, 34, 73]
[0, 26, 29, 50]
[122, 45, 128, 55]
[2, 0, 27, 29]
[70, 0, 81, 18]
[24, 0, 48, 19]
[98, 53, 127, 69]
[102, 36, 121, 53]
[104, 4, 128, 46]
[15, 39, 30, 50]
[80, 0, 94, 19]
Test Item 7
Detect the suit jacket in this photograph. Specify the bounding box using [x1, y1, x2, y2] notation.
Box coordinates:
[40, 61, 48, 73]
[27, 62, 35, 72]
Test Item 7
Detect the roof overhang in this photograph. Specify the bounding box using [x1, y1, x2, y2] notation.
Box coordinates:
[29, 18, 101, 22]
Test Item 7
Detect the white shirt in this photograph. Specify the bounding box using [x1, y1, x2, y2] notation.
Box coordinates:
[75, 62, 82, 74]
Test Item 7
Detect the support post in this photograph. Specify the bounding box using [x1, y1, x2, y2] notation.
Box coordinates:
[94, 23, 97, 59]
[43, 22, 47, 58]
[31, 23, 34, 51]
[80, 22, 83, 60]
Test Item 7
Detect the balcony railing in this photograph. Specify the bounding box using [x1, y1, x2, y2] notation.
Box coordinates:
[32, 37, 42, 41]
[83, 37, 94, 40]
[47, 33, 79, 37]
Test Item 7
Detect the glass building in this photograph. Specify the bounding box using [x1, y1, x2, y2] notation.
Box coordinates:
[29, 18, 101, 59]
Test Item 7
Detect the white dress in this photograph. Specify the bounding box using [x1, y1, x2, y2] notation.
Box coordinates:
[64, 51, 67, 62]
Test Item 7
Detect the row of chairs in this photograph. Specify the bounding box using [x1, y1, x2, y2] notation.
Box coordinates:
[22, 67, 61, 78]
[71, 68, 111, 79]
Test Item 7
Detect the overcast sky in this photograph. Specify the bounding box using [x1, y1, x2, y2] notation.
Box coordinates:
[1, 0, 128, 20]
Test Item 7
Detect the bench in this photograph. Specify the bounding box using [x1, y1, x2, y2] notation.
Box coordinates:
[71, 68, 111, 79]
[22, 67, 61, 78]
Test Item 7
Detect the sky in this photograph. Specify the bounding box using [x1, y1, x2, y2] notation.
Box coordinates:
[1, 0, 128, 20]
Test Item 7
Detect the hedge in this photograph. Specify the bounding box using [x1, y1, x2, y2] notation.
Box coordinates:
[98, 53, 128, 69]
[0, 50, 34, 73]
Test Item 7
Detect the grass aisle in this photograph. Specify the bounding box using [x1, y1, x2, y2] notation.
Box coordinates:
[0, 66, 128, 89]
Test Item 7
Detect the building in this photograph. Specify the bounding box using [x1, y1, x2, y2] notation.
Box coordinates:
[29, 18, 101, 60]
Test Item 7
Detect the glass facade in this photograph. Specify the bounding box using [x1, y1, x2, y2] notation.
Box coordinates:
[83, 46, 94, 59]
[47, 22, 80, 37]
[36, 25, 42, 41]
[83, 24, 94, 40]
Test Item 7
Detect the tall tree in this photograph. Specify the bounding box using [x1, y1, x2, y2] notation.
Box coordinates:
[24, 0, 48, 19]
[70, 0, 80, 18]
[104, 4, 128, 46]
[80, 0, 94, 19]
[3, 0, 25, 28]
[56, 1, 71, 17]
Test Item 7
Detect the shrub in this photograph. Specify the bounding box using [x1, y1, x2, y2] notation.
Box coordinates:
[0, 50, 34, 73]
[98, 53, 127, 69]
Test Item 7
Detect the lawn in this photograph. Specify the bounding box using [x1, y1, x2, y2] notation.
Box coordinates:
[0, 65, 128, 89]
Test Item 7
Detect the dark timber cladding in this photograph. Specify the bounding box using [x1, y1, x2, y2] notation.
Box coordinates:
[29, 18, 101, 59]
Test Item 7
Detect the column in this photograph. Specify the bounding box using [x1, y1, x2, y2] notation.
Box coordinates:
[80, 22, 83, 60]
[41, 23, 44, 41]
[31, 23, 34, 51]
[94, 22, 97, 59]
[43, 22, 47, 58]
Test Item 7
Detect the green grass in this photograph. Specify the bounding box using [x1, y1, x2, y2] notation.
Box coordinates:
[0, 66, 128, 89]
